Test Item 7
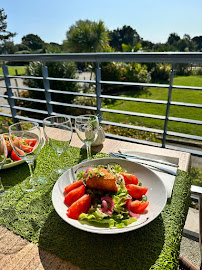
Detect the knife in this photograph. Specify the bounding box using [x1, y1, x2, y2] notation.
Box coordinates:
[109, 152, 178, 167]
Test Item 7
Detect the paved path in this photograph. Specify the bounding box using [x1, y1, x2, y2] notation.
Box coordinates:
[0, 78, 25, 115]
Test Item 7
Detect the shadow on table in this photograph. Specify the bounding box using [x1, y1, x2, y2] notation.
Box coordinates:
[1, 162, 30, 187]
[38, 210, 165, 270]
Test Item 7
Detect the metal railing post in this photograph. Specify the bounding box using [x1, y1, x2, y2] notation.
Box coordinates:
[42, 62, 53, 116]
[2, 62, 17, 123]
[162, 63, 175, 148]
[95, 62, 102, 122]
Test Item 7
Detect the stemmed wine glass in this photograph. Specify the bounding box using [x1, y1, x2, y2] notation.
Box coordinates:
[0, 134, 8, 199]
[75, 114, 99, 160]
[8, 121, 47, 192]
[43, 116, 73, 180]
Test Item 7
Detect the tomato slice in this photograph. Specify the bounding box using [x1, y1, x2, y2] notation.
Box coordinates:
[130, 200, 149, 214]
[24, 139, 37, 147]
[120, 173, 138, 185]
[64, 180, 84, 194]
[64, 185, 85, 206]
[126, 184, 148, 199]
[19, 143, 33, 153]
[67, 194, 91, 220]
[11, 150, 22, 161]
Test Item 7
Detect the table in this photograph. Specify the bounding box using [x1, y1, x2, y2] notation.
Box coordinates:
[0, 134, 192, 270]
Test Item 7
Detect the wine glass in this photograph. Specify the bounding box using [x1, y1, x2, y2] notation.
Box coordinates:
[8, 121, 47, 192]
[0, 134, 8, 199]
[43, 115, 73, 180]
[75, 114, 99, 160]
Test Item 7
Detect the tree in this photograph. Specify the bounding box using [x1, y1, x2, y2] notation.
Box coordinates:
[15, 43, 30, 52]
[0, 8, 16, 46]
[141, 40, 154, 51]
[63, 19, 109, 52]
[167, 33, 180, 46]
[109, 25, 140, 51]
[19, 61, 79, 116]
[177, 39, 189, 51]
[0, 41, 16, 54]
[192, 36, 202, 51]
[45, 42, 62, 53]
[22, 34, 45, 51]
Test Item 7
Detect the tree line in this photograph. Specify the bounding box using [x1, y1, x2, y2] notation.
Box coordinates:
[0, 8, 201, 54]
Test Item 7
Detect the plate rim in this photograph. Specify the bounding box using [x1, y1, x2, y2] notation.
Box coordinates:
[52, 157, 167, 234]
[2, 159, 25, 169]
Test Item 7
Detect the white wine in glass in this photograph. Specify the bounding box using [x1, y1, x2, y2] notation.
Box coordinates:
[75, 114, 99, 160]
[43, 116, 73, 180]
[9, 121, 47, 192]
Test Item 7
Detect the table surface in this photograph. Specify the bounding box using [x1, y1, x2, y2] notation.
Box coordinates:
[0, 134, 191, 270]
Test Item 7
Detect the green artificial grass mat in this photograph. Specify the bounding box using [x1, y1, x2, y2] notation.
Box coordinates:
[0, 143, 191, 270]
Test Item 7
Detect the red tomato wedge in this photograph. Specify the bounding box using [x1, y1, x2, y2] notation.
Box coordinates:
[126, 184, 148, 199]
[64, 180, 84, 194]
[67, 194, 91, 220]
[130, 200, 149, 214]
[120, 173, 138, 185]
[24, 139, 37, 147]
[64, 185, 85, 206]
[19, 143, 33, 153]
[11, 150, 22, 161]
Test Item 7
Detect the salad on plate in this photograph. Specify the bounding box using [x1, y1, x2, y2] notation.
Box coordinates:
[63, 164, 149, 228]
[1, 134, 37, 168]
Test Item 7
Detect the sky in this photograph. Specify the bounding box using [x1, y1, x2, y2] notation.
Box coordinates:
[1, 0, 202, 45]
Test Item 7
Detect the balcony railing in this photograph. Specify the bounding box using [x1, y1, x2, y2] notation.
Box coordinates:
[0, 52, 202, 156]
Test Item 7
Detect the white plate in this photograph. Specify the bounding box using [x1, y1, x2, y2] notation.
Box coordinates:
[2, 159, 25, 169]
[2, 136, 45, 169]
[52, 158, 167, 234]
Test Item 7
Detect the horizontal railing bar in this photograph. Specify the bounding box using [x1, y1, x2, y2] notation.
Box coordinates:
[13, 106, 48, 115]
[171, 101, 202, 108]
[100, 80, 169, 88]
[1, 52, 202, 63]
[48, 89, 96, 97]
[105, 132, 202, 156]
[51, 112, 76, 120]
[101, 120, 164, 134]
[168, 116, 202, 125]
[165, 144, 202, 156]
[173, 85, 202, 91]
[50, 100, 97, 110]
[102, 120, 202, 141]
[9, 86, 45, 92]
[100, 94, 167, 104]
[105, 132, 161, 147]
[12, 96, 47, 104]
[0, 104, 10, 108]
[15, 115, 43, 124]
[100, 95, 202, 108]
[0, 94, 8, 98]
[0, 75, 4, 77]
[0, 85, 6, 88]
[0, 112, 11, 117]
[101, 107, 165, 120]
[167, 130, 202, 141]
[47, 77, 96, 84]
[101, 81, 202, 91]
[7, 75, 43, 80]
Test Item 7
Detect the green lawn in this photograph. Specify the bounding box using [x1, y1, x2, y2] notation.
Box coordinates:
[102, 75, 202, 137]
[0, 66, 26, 76]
